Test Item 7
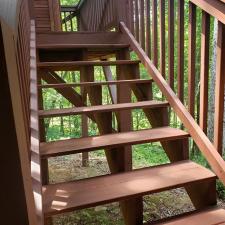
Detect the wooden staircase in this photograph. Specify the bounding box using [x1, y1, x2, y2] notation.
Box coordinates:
[36, 31, 225, 225]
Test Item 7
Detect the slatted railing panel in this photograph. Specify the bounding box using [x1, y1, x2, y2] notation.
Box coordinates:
[17, 0, 32, 148]
[128, 0, 225, 156]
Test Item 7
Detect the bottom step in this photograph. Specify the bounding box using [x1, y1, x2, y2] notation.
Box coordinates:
[43, 160, 215, 217]
[153, 208, 225, 225]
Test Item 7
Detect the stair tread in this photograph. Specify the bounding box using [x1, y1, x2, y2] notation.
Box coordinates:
[40, 127, 189, 158]
[37, 60, 141, 70]
[37, 43, 130, 49]
[39, 100, 169, 118]
[37, 32, 129, 49]
[152, 208, 225, 225]
[38, 79, 153, 89]
[42, 160, 216, 216]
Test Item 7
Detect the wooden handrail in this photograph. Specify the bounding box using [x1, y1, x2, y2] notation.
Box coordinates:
[120, 21, 225, 186]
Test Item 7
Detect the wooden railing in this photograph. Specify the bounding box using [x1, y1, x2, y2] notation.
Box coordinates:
[60, 0, 131, 32]
[129, 0, 225, 154]
[121, 0, 225, 184]
[57, 0, 225, 187]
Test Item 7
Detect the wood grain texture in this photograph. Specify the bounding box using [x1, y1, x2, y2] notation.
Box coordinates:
[37, 60, 141, 71]
[39, 100, 169, 118]
[42, 160, 215, 216]
[39, 79, 153, 89]
[214, 22, 225, 155]
[40, 127, 189, 158]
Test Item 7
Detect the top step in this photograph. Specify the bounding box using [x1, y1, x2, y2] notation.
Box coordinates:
[36, 32, 129, 50]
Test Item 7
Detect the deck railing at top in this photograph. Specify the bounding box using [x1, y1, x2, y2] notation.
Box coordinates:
[60, 0, 132, 32]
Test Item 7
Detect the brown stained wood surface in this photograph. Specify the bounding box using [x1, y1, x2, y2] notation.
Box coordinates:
[178, 0, 184, 102]
[152, 0, 158, 67]
[40, 127, 189, 158]
[37, 60, 141, 71]
[39, 100, 169, 118]
[214, 22, 225, 155]
[168, 0, 174, 90]
[37, 32, 128, 47]
[39, 79, 153, 89]
[190, 0, 225, 25]
[188, 2, 196, 117]
[42, 160, 215, 216]
[160, 0, 165, 77]
[153, 208, 225, 225]
[120, 21, 225, 186]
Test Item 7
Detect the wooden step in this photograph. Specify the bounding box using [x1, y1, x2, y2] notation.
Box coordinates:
[151, 208, 225, 225]
[38, 79, 153, 89]
[40, 127, 189, 158]
[39, 100, 169, 118]
[37, 32, 129, 50]
[42, 160, 216, 217]
[37, 43, 130, 50]
[37, 60, 141, 71]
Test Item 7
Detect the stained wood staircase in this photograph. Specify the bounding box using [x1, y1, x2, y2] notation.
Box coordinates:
[36, 31, 225, 224]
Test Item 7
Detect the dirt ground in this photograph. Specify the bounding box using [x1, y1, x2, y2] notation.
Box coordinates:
[49, 154, 224, 225]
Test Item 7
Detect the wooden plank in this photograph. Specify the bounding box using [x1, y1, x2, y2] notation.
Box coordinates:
[39, 79, 153, 89]
[190, 0, 225, 25]
[39, 100, 169, 118]
[43, 160, 215, 216]
[188, 2, 197, 117]
[178, 0, 184, 102]
[134, 0, 139, 42]
[37, 43, 130, 50]
[40, 127, 189, 158]
[37, 60, 141, 71]
[160, 0, 165, 77]
[153, 208, 225, 225]
[199, 12, 210, 134]
[146, 0, 151, 58]
[0, 18, 38, 225]
[168, 0, 174, 90]
[120, 21, 225, 187]
[214, 22, 225, 155]
[140, 0, 145, 50]
[152, 0, 158, 67]
[37, 32, 128, 47]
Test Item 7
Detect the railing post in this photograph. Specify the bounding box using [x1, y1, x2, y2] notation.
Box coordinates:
[214, 21, 225, 155]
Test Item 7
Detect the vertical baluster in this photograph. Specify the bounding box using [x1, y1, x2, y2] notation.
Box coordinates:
[146, 0, 151, 58]
[130, 0, 135, 35]
[178, 0, 184, 102]
[140, 0, 145, 50]
[135, 0, 140, 42]
[214, 22, 225, 155]
[188, 2, 196, 117]
[152, 0, 158, 67]
[199, 11, 210, 134]
[168, 0, 174, 90]
[160, 0, 165, 77]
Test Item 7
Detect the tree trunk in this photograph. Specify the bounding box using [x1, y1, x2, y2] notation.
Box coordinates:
[208, 20, 217, 142]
